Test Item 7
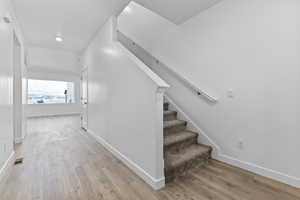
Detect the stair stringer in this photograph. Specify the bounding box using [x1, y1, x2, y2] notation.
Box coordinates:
[164, 95, 220, 158]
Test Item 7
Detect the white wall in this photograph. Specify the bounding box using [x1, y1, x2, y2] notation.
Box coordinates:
[133, 0, 222, 24]
[0, 0, 14, 177]
[0, 0, 25, 180]
[13, 35, 23, 144]
[118, 0, 300, 188]
[82, 17, 168, 189]
[27, 46, 80, 74]
[26, 46, 81, 117]
[26, 71, 81, 117]
[27, 103, 80, 118]
[10, 1, 27, 143]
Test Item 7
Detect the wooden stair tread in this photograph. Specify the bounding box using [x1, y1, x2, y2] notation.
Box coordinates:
[164, 120, 186, 129]
[164, 131, 198, 147]
[165, 144, 211, 169]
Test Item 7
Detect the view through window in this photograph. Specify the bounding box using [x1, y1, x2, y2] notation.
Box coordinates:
[28, 79, 75, 104]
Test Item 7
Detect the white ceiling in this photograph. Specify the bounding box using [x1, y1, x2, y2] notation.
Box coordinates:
[12, 0, 221, 52]
[12, 0, 130, 52]
[135, 0, 222, 24]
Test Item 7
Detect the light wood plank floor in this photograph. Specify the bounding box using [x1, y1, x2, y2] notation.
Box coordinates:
[1, 115, 300, 200]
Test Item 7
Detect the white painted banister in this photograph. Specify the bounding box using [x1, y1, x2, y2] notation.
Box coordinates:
[153, 59, 217, 103]
[117, 30, 218, 103]
[116, 42, 170, 91]
[83, 17, 169, 189]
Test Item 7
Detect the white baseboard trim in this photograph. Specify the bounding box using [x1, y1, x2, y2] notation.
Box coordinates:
[217, 154, 300, 189]
[164, 95, 300, 189]
[27, 113, 81, 118]
[0, 152, 15, 184]
[15, 131, 27, 144]
[86, 129, 165, 190]
[14, 137, 23, 144]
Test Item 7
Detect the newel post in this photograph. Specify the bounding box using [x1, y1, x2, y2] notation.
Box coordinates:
[154, 86, 168, 189]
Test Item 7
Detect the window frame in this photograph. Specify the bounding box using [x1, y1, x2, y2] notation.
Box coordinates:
[27, 78, 76, 105]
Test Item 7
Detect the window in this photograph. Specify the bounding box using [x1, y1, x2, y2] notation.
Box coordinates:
[28, 79, 75, 104]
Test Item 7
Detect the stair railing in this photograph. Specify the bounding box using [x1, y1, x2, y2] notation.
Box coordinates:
[117, 30, 218, 103]
[153, 59, 217, 103]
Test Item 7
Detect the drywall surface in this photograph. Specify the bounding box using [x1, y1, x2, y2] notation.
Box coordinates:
[26, 104, 80, 117]
[27, 46, 80, 74]
[0, 0, 15, 179]
[25, 46, 81, 117]
[82, 17, 166, 189]
[118, 0, 300, 187]
[26, 71, 81, 117]
[133, 0, 221, 24]
[10, 0, 27, 143]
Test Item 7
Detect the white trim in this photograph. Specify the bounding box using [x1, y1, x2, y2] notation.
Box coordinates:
[111, 16, 118, 42]
[27, 113, 80, 118]
[164, 95, 220, 157]
[80, 67, 88, 130]
[86, 129, 165, 190]
[217, 154, 300, 189]
[115, 17, 169, 90]
[15, 130, 27, 144]
[116, 42, 170, 90]
[159, 63, 218, 103]
[27, 112, 81, 118]
[164, 95, 300, 189]
[117, 30, 217, 103]
[154, 88, 166, 183]
[14, 137, 23, 144]
[0, 152, 15, 183]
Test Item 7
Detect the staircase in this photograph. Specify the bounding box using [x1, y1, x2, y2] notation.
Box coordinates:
[163, 101, 212, 183]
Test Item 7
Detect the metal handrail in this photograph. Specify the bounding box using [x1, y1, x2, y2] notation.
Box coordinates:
[153, 59, 217, 103]
[117, 30, 218, 103]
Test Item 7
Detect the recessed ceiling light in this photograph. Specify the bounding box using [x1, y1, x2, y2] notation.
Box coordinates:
[103, 47, 118, 56]
[55, 36, 63, 42]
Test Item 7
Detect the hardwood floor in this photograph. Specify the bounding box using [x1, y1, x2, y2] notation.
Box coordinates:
[1, 115, 299, 200]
